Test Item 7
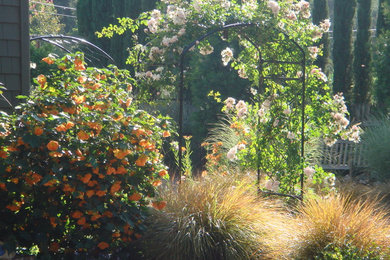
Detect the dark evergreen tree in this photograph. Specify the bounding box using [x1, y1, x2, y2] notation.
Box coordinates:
[377, 0, 386, 35]
[332, 0, 356, 104]
[373, 0, 390, 111]
[312, 0, 330, 74]
[353, 0, 372, 109]
[77, 0, 157, 67]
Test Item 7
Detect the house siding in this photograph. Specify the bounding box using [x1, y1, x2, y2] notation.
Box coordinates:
[0, 0, 30, 111]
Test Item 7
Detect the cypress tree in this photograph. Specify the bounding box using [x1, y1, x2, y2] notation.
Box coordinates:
[377, 0, 385, 35]
[332, 0, 356, 104]
[353, 0, 371, 108]
[77, 0, 157, 67]
[312, 0, 330, 73]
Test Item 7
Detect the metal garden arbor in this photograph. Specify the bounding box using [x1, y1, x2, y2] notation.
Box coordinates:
[177, 23, 306, 199]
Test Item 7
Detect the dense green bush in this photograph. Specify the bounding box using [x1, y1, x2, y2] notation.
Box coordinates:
[0, 53, 171, 257]
[361, 115, 390, 180]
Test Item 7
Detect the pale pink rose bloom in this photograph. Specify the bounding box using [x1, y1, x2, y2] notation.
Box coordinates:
[235, 100, 246, 110]
[227, 146, 237, 161]
[320, 19, 331, 32]
[265, 180, 280, 192]
[237, 107, 247, 118]
[267, 1, 280, 15]
[304, 166, 315, 178]
[287, 131, 295, 140]
[283, 108, 291, 115]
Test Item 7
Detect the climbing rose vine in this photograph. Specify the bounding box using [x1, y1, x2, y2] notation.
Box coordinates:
[98, 0, 361, 194]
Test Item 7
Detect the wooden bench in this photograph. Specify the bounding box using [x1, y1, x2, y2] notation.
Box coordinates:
[320, 140, 367, 173]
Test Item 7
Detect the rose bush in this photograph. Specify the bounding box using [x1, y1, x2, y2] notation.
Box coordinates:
[98, 0, 361, 194]
[0, 53, 171, 257]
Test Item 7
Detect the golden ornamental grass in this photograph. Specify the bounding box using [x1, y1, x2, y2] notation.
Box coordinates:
[140, 175, 290, 260]
[291, 193, 390, 259]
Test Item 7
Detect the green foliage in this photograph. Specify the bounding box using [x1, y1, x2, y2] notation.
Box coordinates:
[312, 0, 331, 74]
[315, 243, 384, 260]
[353, 0, 372, 106]
[333, 0, 357, 104]
[29, 0, 65, 35]
[97, 0, 361, 195]
[361, 115, 390, 180]
[0, 53, 171, 257]
[373, 1, 390, 111]
[77, 0, 158, 68]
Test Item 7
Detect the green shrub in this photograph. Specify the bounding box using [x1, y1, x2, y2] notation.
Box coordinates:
[138, 175, 290, 260]
[0, 53, 171, 257]
[361, 115, 390, 180]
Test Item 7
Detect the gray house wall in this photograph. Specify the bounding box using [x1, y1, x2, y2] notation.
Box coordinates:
[0, 0, 30, 111]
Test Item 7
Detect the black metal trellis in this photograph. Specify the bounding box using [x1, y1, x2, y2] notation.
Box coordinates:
[178, 23, 306, 199]
[30, 35, 115, 67]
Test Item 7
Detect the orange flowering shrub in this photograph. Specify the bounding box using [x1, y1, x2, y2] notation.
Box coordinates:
[0, 53, 171, 257]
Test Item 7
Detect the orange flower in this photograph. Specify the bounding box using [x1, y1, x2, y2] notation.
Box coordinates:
[162, 131, 171, 137]
[77, 76, 87, 83]
[77, 216, 86, 225]
[63, 184, 75, 193]
[116, 166, 127, 175]
[55, 124, 67, 132]
[72, 210, 83, 219]
[128, 193, 142, 201]
[91, 214, 101, 221]
[73, 95, 86, 104]
[6, 203, 21, 212]
[158, 169, 168, 177]
[110, 181, 121, 194]
[0, 150, 7, 158]
[42, 57, 55, 64]
[81, 173, 92, 184]
[11, 178, 19, 184]
[96, 190, 106, 197]
[103, 211, 113, 218]
[37, 74, 46, 87]
[47, 140, 59, 151]
[152, 201, 167, 210]
[86, 190, 95, 198]
[50, 217, 57, 228]
[97, 242, 109, 250]
[49, 242, 59, 252]
[152, 180, 162, 187]
[66, 121, 75, 129]
[74, 58, 86, 71]
[113, 149, 131, 160]
[107, 167, 116, 175]
[49, 151, 63, 158]
[135, 155, 148, 167]
[77, 130, 90, 141]
[132, 128, 146, 137]
[63, 106, 77, 114]
[0, 182, 6, 191]
[34, 126, 44, 136]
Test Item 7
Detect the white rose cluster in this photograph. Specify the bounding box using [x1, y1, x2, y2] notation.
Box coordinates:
[221, 47, 234, 66]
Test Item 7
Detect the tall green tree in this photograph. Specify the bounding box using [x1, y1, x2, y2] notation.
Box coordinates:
[312, 0, 330, 74]
[332, 0, 356, 104]
[373, 0, 390, 110]
[377, 0, 386, 35]
[353, 0, 372, 108]
[77, 0, 157, 67]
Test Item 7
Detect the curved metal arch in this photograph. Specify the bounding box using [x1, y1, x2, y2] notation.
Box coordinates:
[178, 22, 306, 199]
[30, 35, 116, 65]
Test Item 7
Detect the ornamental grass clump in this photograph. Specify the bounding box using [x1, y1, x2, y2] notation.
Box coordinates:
[291, 194, 390, 259]
[0, 53, 171, 257]
[139, 175, 291, 260]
